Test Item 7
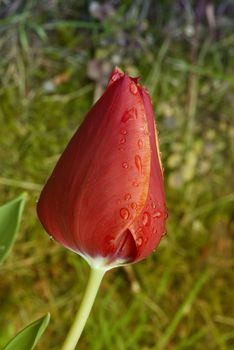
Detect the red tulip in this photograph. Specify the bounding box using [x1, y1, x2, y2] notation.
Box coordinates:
[37, 67, 167, 270]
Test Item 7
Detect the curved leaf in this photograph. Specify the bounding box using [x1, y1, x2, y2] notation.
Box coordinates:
[2, 313, 50, 350]
[0, 193, 27, 263]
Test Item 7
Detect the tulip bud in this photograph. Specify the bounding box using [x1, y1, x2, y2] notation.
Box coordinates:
[37, 67, 167, 270]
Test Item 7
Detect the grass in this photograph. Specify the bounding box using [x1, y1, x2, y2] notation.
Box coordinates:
[0, 1, 233, 349]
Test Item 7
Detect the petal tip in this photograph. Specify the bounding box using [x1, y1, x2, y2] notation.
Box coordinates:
[107, 66, 125, 87]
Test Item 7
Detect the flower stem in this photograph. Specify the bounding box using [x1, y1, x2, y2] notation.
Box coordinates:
[61, 267, 106, 350]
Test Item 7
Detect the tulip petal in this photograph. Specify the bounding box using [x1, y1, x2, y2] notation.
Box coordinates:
[37, 71, 152, 266]
[129, 86, 167, 262]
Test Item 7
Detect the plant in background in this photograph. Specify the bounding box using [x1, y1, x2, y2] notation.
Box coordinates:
[0, 194, 26, 264]
[37, 67, 167, 350]
[0, 194, 50, 350]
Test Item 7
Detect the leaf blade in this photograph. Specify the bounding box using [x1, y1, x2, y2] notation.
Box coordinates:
[2, 313, 50, 350]
[0, 193, 27, 263]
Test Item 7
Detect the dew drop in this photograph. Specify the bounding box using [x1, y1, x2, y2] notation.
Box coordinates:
[124, 193, 131, 201]
[138, 139, 143, 149]
[132, 181, 139, 187]
[130, 82, 138, 95]
[121, 107, 137, 123]
[110, 69, 124, 83]
[119, 137, 126, 144]
[151, 202, 156, 209]
[120, 208, 130, 220]
[153, 228, 157, 235]
[120, 129, 127, 135]
[153, 211, 162, 218]
[135, 155, 142, 172]
[142, 212, 151, 226]
[131, 202, 137, 209]
[49, 236, 54, 241]
[111, 74, 118, 82]
[143, 86, 150, 95]
[106, 234, 114, 243]
[144, 129, 150, 136]
[105, 234, 116, 251]
[136, 237, 143, 246]
[122, 162, 129, 169]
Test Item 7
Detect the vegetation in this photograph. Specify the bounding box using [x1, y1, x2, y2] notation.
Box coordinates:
[0, 1, 233, 349]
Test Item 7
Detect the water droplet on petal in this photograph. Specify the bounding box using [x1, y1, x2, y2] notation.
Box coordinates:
[119, 137, 126, 144]
[136, 236, 143, 246]
[121, 107, 137, 123]
[129, 82, 138, 95]
[105, 234, 116, 252]
[111, 75, 118, 83]
[120, 208, 130, 220]
[122, 162, 129, 169]
[131, 202, 137, 209]
[120, 129, 127, 135]
[153, 211, 162, 218]
[142, 212, 151, 226]
[49, 236, 54, 241]
[143, 86, 150, 95]
[111, 74, 119, 82]
[153, 228, 157, 235]
[106, 234, 114, 243]
[109, 68, 124, 85]
[124, 193, 131, 201]
[132, 181, 139, 187]
[151, 202, 156, 209]
[138, 139, 143, 149]
[135, 155, 142, 172]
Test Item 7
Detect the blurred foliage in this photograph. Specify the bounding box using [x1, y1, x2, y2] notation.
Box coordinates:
[0, 0, 233, 349]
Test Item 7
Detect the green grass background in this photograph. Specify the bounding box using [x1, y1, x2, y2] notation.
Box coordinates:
[0, 1, 233, 349]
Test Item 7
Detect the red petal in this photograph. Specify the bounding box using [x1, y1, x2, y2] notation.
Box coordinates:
[129, 86, 167, 262]
[37, 72, 151, 264]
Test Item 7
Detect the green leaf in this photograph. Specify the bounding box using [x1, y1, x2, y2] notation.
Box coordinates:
[2, 313, 50, 350]
[0, 193, 27, 263]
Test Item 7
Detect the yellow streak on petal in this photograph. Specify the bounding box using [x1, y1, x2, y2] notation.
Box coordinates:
[154, 121, 163, 173]
[137, 143, 151, 213]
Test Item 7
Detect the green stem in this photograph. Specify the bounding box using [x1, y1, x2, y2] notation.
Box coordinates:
[61, 267, 106, 350]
